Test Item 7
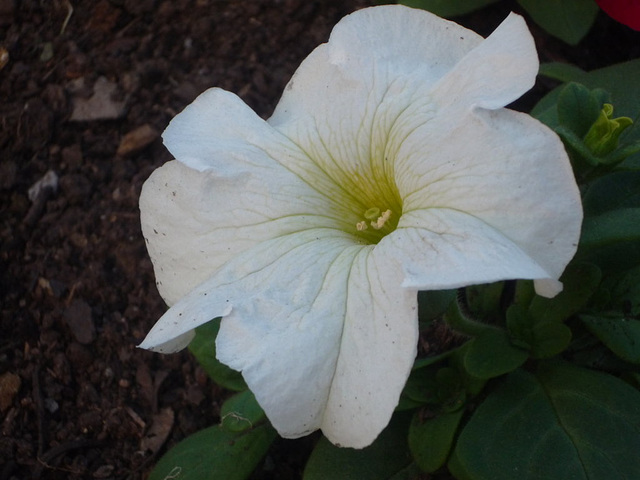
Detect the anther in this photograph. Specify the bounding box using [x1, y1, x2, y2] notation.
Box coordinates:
[371, 210, 392, 230]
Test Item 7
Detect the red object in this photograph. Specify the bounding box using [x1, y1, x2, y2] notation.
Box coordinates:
[595, 0, 640, 30]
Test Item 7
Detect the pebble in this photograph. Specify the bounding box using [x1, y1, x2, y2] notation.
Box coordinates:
[70, 76, 127, 121]
[64, 299, 96, 345]
[27, 170, 58, 202]
[116, 124, 158, 156]
[0, 372, 21, 411]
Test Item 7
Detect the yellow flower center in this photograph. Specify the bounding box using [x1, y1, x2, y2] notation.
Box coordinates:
[355, 206, 399, 243]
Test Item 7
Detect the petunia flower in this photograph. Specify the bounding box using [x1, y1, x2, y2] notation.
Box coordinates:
[595, 0, 640, 31]
[139, 6, 582, 448]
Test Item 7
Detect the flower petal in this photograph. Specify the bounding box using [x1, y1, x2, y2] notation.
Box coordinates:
[321, 246, 418, 448]
[215, 233, 360, 442]
[395, 107, 582, 295]
[391, 209, 551, 290]
[430, 13, 538, 111]
[140, 229, 356, 353]
[267, 6, 484, 211]
[211, 235, 418, 449]
[142, 224, 419, 448]
[141, 89, 360, 304]
[142, 226, 417, 447]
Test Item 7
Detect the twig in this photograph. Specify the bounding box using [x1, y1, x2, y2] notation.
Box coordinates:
[60, 0, 73, 35]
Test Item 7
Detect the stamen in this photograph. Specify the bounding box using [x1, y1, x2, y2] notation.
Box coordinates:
[356, 221, 368, 231]
[371, 209, 392, 230]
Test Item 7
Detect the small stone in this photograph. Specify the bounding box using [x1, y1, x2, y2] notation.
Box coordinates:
[44, 397, 59, 413]
[0, 47, 8, 70]
[0, 372, 21, 411]
[27, 170, 58, 202]
[70, 76, 126, 121]
[64, 299, 96, 345]
[116, 124, 158, 156]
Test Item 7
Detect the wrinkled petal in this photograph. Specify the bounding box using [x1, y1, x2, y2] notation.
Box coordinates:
[268, 6, 484, 214]
[395, 107, 582, 295]
[215, 236, 418, 448]
[139, 229, 355, 353]
[430, 13, 538, 112]
[141, 89, 361, 304]
[391, 209, 550, 289]
[141, 226, 417, 447]
[321, 246, 418, 447]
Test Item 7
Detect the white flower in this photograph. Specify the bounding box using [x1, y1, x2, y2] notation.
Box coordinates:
[138, 6, 582, 448]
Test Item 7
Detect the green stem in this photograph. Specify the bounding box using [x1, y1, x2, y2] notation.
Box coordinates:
[444, 290, 499, 337]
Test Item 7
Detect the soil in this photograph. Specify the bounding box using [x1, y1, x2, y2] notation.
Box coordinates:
[0, 1, 638, 479]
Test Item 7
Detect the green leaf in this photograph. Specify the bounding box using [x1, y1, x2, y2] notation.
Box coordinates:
[397, 0, 500, 17]
[539, 62, 587, 83]
[582, 170, 640, 216]
[506, 305, 572, 358]
[449, 363, 640, 479]
[529, 321, 573, 358]
[408, 408, 464, 473]
[220, 390, 265, 432]
[609, 266, 640, 315]
[528, 263, 602, 323]
[449, 346, 488, 397]
[418, 289, 456, 324]
[400, 352, 456, 410]
[303, 414, 412, 480]
[516, 0, 599, 45]
[596, 264, 640, 315]
[463, 330, 528, 379]
[465, 281, 504, 322]
[582, 314, 640, 364]
[505, 304, 536, 350]
[557, 82, 604, 137]
[149, 423, 277, 480]
[387, 463, 427, 479]
[577, 208, 640, 272]
[189, 321, 247, 391]
[403, 365, 466, 412]
[411, 349, 454, 371]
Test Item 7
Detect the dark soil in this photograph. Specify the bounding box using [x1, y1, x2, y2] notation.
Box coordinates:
[1, 1, 638, 479]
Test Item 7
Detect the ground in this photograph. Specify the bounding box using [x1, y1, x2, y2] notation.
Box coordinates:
[0, 1, 638, 479]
